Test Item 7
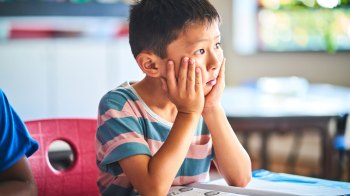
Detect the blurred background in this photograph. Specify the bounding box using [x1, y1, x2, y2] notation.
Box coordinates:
[0, 0, 349, 182]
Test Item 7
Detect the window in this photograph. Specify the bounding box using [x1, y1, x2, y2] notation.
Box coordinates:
[233, 0, 350, 54]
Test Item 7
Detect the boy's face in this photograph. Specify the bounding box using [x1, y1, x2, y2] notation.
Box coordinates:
[161, 20, 224, 96]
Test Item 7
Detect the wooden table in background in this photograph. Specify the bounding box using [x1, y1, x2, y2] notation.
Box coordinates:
[222, 84, 350, 180]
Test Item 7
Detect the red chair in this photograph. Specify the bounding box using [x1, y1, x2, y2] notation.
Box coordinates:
[25, 119, 99, 196]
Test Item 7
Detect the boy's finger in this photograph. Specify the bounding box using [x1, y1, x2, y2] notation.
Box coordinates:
[178, 57, 189, 93]
[166, 60, 176, 93]
[195, 67, 203, 93]
[186, 58, 195, 91]
[217, 58, 226, 82]
[160, 77, 168, 92]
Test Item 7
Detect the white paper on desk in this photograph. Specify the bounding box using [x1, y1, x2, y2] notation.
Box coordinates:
[189, 181, 293, 196]
[168, 186, 246, 196]
[190, 178, 350, 196]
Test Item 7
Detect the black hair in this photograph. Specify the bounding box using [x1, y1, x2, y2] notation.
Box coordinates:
[129, 0, 220, 59]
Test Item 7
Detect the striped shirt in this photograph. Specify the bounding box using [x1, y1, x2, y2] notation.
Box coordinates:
[96, 82, 214, 195]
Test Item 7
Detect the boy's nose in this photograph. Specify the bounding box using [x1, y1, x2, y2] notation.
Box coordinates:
[206, 52, 221, 71]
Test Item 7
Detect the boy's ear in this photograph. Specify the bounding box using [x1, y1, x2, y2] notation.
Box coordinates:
[136, 51, 162, 77]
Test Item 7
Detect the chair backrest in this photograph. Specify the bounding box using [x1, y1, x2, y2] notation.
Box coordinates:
[25, 118, 99, 196]
[334, 113, 349, 150]
[344, 114, 350, 150]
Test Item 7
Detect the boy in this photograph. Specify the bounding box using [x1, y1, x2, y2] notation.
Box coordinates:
[96, 0, 252, 195]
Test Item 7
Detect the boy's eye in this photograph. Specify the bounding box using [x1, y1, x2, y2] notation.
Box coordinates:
[215, 42, 221, 49]
[194, 49, 205, 55]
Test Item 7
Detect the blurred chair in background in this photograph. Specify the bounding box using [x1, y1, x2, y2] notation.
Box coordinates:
[334, 113, 350, 181]
[25, 118, 99, 196]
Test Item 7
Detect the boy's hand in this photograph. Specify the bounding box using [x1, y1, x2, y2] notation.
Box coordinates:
[161, 57, 204, 115]
[203, 58, 226, 114]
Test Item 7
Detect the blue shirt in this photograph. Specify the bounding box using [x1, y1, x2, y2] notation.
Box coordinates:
[0, 89, 39, 173]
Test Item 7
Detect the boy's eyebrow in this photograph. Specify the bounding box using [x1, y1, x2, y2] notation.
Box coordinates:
[188, 34, 221, 45]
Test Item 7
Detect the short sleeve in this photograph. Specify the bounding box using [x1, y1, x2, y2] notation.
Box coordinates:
[0, 89, 39, 173]
[96, 91, 151, 176]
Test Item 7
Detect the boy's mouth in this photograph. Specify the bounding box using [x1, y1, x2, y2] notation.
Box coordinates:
[206, 79, 217, 86]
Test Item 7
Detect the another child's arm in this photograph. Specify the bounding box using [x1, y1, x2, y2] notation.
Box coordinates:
[0, 156, 37, 196]
[119, 58, 204, 196]
[202, 59, 252, 187]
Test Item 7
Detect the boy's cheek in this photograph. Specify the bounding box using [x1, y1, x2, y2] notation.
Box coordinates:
[218, 50, 224, 64]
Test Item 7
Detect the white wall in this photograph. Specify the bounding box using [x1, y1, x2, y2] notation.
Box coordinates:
[0, 38, 144, 121]
[210, 0, 350, 87]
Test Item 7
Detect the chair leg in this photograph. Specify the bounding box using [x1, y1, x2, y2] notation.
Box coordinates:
[286, 131, 302, 174]
[260, 132, 269, 170]
[337, 150, 350, 181]
[347, 151, 350, 181]
[242, 131, 250, 154]
[336, 150, 344, 180]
